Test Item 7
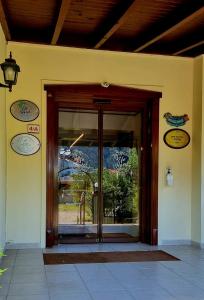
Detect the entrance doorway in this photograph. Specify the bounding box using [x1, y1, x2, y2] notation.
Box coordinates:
[58, 109, 141, 243]
[45, 84, 161, 247]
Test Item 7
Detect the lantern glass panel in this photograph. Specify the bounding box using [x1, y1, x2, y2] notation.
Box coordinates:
[4, 66, 15, 83]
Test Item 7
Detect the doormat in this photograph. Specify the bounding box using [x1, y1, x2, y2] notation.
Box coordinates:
[43, 250, 179, 265]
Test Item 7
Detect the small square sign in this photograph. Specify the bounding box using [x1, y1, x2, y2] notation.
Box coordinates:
[27, 124, 40, 134]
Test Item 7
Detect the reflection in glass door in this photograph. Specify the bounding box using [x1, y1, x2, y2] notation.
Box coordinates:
[102, 112, 141, 242]
[58, 110, 98, 243]
[57, 109, 141, 243]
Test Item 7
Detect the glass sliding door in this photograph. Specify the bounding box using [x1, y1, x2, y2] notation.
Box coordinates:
[58, 110, 98, 243]
[57, 109, 141, 243]
[102, 111, 141, 242]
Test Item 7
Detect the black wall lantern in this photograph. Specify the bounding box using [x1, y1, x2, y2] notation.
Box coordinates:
[0, 52, 20, 92]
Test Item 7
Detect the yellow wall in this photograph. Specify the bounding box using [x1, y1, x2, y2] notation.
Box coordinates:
[0, 25, 6, 249]
[6, 42, 193, 247]
[201, 57, 204, 245]
[192, 56, 203, 244]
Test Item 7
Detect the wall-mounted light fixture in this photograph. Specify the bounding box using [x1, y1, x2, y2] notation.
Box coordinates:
[0, 52, 20, 92]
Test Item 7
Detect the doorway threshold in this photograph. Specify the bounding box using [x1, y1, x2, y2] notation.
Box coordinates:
[44, 242, 154, 254]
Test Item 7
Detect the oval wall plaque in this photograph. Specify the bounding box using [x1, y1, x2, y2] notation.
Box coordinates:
[10, 100, 39, 122]
[163, 129, 190, 149]
[11, 133, 41, 155]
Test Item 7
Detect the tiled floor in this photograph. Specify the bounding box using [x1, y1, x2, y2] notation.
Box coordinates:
[1, 243, 204, 299]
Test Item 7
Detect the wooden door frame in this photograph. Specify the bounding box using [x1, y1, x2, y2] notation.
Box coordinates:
[45, 84, 162, 247]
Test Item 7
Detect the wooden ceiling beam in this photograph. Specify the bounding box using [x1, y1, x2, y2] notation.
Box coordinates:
[51, 0, 72, 45]
[173, 40, 204, 56]
[134, 6, 204, 53]
[0, 0, 11, 40]
[94, 0, 137, 49]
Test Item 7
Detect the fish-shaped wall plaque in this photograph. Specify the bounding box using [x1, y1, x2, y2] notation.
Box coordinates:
[163, 112, 189, 127]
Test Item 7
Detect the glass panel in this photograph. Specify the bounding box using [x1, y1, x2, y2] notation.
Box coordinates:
[58, 110, 98, 243]
[102, 112, 141, 242]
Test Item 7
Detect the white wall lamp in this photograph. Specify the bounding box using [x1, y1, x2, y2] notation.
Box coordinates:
[0, 52, 20, 92]
[166, 167, 173, 186]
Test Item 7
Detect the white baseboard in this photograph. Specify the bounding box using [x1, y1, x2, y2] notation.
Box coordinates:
[5, 243, 41, 249]
[4, 240, 204, 249]
[159, 239, 191, 246]
[191, 240, 204, 249]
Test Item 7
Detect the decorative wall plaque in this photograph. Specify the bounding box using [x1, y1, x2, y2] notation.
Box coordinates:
[163, 129, 190, 149]
[10, 133, 41, 155]
[163, 112, 189, 127]
[10, 100, 39, 122]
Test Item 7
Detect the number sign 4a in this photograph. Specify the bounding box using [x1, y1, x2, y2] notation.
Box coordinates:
[27, 124, 40, 134]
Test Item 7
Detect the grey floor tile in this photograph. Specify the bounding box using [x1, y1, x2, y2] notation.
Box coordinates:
[0, 283, 10, 296]
[186, 278, 204, 290]
[88, 244, 115, 252]
[76, 263, 111, 280]
[0, 258, 15, 268]
[90, 290, 135, 300]
[46, 270, 81, 284]
[17, 249, 42, 255]
[12, 265, 45, 275]
[165, 285, 204, 298]
[14, 257, 44, 266]
[7, 296, 49, 300]
[45, 264, 76, 272]
[130, 261, 164, 269]
[16, 254, 43, 261]
[158, 277, 199, 290]
[0, 269, 12, 283]
[119, 277, 162, 289]
[85, 276, 125, 292]
[129, 287, 174, 300]
[63, 246, 92, 253]
[76, 263, 125, 291]
[8, 283, 48, 296]
[11, 272, 46, 284]
[49, 290, 92, 300]
[140, 268, 181, 280]
[105, 262, 140, 272]
[111, 270, 148, 288]
[2, 244, 204, 299]
[4, 249, 17, 255]
[48, 281, 87, 293]
[173, 298, 204, 300]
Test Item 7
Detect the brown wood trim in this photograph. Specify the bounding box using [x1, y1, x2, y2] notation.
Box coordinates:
[139, 106, 148, 244]
[98, 108, 103, 242]
[51, 0, 72, 45]
[46, 95, 59, 247]
[140, 99, 159, 245]
[55, 102, 146, 112]
[94, 0, 138, 49]
[44, 84, 162, 99]
[45, 84, 161, 246]
[0, 0, 11, 40]
[134, 6, 204, 52]
[173, 40, 204, 56]
[150, 99, 159, 245]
